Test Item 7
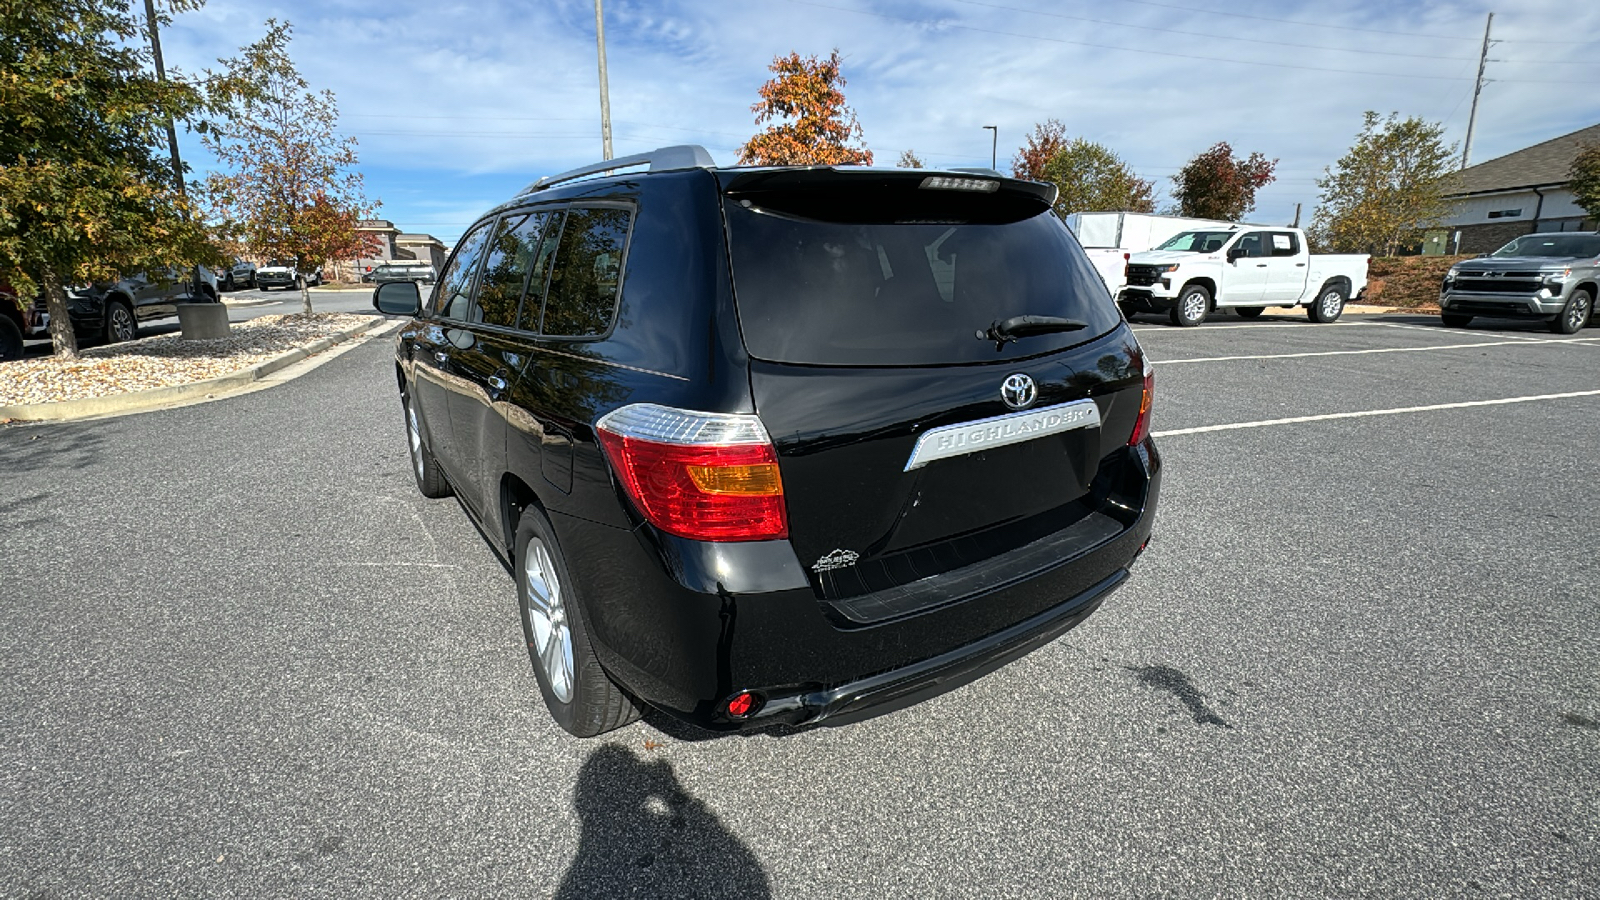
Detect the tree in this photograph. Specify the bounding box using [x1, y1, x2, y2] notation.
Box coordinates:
[1309, 112, 1457, 257]
[0, 0, 222, 358]
[1037, 139, 1155, 216]
[1172, 142, 1277, 221]
[1568, 143, 1600, 224]
[738, 50, 872, 166]
[201, 21, 374, 315]
[1011, 119, 1068, 182]
[897, 149, 924, 169]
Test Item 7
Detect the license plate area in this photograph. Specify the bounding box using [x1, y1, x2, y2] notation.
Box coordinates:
[905, 399, 1102, 471]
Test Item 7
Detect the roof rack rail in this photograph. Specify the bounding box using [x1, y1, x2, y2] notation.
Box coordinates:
[520, 145, 716, 195]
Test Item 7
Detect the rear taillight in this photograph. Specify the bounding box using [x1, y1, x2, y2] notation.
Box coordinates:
[596, 404, 788, 542]
[1129, 352, 1155, 446]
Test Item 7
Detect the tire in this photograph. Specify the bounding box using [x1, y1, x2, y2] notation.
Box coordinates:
[1235, 306, 1265, 319]
[246, 274, 256, 289]
[1118, 301, 1138, 321]
[104, 299, 137, 343]
[1551, 289, 1592, 335]
[515, 506, 642, 737]
[1170, 284, 1210, 327]
[403, 392, 452, 499]
[222, 273, 235, 292]
[0, 315, 23, 362]
[201, 286, 218, 303]
[1308, 284, 1347, 323]
[1441, 313, 1472, 328]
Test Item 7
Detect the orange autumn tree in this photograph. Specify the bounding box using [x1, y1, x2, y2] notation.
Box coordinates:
[738, 50, 872, 166]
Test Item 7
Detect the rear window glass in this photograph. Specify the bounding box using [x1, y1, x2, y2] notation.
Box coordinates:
[724, 202, 1119, 366]
[541, 207, 630, 338]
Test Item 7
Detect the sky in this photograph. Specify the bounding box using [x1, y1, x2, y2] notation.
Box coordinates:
[156, 0, 1600, 246]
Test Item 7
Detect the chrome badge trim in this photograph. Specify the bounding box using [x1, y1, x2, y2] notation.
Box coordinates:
[1001, 373, 1037, 410]
[811, 549, 860, 573]
[903, 399, 1101, 471]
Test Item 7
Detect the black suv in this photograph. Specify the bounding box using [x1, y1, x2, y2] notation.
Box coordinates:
[375, 146, 1161, 737]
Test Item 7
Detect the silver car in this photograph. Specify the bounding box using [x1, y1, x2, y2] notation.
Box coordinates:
[1441, 232, 1599, 334]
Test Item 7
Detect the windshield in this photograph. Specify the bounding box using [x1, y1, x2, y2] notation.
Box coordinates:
[724, 201, 1119, 366]
[1492, 234, 1600, 259]
[268, 259, 294, 268]
[1153, 231, 1236, 253]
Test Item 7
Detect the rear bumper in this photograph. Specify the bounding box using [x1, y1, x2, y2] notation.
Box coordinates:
[554, 440, 1161, 732]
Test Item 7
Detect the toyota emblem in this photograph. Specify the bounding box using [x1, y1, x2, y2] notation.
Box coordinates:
[1001, 373, 1037, 410]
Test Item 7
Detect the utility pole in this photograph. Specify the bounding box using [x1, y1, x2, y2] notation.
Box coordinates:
[1461, 11, 1494, 171]
[142, 0, 186, 199]
[593, 0, 613, 161]
[983, 125, 997, 171]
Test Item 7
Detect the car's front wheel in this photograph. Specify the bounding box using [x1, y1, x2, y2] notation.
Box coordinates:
[515, 507, 641, 737]
[1170, 284, 1210, 327]
[104, 299, 137, 343]
[403, 392, 452, 499]
[221, 273, 235, 292]
[1552, 289, 1593, 335]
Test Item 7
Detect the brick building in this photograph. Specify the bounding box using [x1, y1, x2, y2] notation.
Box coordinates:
[1439, 123, 1599, 254]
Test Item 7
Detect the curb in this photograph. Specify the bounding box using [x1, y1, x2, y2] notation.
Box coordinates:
[0, 317, 393, 423]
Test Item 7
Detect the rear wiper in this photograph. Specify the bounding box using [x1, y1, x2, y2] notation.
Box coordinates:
[977, 315, 1088, 350]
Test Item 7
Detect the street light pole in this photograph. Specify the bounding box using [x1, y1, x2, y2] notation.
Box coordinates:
[593, 0, 614, 161]
[142, 0, 186, 199]
[983, 125, 997, 171]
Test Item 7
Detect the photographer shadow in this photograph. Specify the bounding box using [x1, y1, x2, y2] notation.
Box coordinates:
[556, 744, 771, 899]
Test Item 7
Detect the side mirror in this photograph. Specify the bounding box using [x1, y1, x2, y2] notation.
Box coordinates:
[1227, 246, 1247, 263]
[373, 280, 422, 316]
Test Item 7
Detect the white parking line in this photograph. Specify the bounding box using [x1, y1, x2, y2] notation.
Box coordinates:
[1369, 321, 1546, 342]
[1131, 321, 1368, 332]
[1151, 337, 1595, 365]
[1152, 389, 1600, 437]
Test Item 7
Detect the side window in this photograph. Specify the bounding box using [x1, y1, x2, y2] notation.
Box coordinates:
[473, 213, 549, 328]
[433, 222, 492, 320]
[517, 211, 566, 333]
[1268, 232, 1300, 257]
[541, 207, 632, 338]
[1235, 233, 1266, 258]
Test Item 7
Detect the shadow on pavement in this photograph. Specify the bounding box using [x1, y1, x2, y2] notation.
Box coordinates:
[555, 744, 771, 898]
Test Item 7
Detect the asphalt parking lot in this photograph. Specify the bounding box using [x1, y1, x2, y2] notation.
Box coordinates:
[2, 311, 1597, 897]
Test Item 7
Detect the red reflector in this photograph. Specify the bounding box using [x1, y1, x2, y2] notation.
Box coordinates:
[1129, 354, 1155, 446]
[597, 431, 788, 542]
[726, 691, 759, 718]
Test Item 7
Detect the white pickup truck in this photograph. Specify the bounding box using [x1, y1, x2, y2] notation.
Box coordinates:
[1065, 211, 1234, 297]
[1118, 225, 1369, 326]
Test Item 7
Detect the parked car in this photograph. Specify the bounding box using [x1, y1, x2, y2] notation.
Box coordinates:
[256, 259, 322, 290]
[372, 145, 1162, 737]
[1, 268, 217, 349]
[1064, 212, 1235, 298]
[1, 285, 27, 361]
[221, 258, 257, 291]
[1440, 232, 1598, 334]
[1120, 225, 1369, 326]
[370, 263, 436, 285]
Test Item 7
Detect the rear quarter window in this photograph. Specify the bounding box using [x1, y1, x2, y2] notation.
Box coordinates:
[540, 206, 632, 338]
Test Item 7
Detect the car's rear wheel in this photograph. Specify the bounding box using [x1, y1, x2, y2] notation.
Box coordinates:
[1170, 284, 1210, 327]
[1235, 306, 1265, 319]
[404, 393, 452, 498]
[1308, 285, 1347, 323]
[1441, 313, 1472, 328]
[1551, 289, 1592, 335]
[0, 315, 24, 361]
[104, 299, 137, 343]
[515, 507, 641, 737]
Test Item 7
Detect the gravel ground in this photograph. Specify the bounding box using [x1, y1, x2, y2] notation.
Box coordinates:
[0, 313, 370, 407]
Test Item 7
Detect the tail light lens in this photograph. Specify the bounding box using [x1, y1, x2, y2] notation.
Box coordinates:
[596, 403, 788, 542]
[1128, 351, 1155, 446]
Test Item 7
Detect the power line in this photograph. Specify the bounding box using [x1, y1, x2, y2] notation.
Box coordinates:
[1101, 0, 1478, 41]
[947, 0, 1476, 61]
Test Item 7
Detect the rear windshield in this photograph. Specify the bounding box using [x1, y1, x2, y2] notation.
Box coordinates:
[724, 200, 1119, 366]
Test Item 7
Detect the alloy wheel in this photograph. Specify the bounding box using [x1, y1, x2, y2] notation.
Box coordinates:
[1182, 291, 1206, 323]
[523, 538, 575, 703]
[110, 306, 136, 342]
[1321, 290, 1343, 318]
[1569, 296, 1591, 332]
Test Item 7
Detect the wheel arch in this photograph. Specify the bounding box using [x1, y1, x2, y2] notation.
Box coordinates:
[1571, 281, 1598, 301]
[1180, 278, 1217, 309]
[500, 473, 549, 566]
[1319, 276, 1353, 298]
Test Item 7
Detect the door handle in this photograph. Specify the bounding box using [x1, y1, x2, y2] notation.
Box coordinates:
[434, 351, 448, 364]
[488, 375, 508, 393]
[1295, 263, 1307, 267]
[1255, 263, 1268, 267]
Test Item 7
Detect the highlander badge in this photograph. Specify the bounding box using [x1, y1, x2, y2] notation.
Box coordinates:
[1001, 373, 1037, 410]
[812, 549, 860, 573]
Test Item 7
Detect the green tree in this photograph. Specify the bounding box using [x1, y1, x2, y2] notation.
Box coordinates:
[1309, 111, 1457, 256]
[0, 0, 222, 358]
[1038, 138, 1155, 216]
[201, 21, 374, 315]
[738, 50, 872, 166]
[1172, 142, 1277, 221]
[1568, 143, 1600, 224]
